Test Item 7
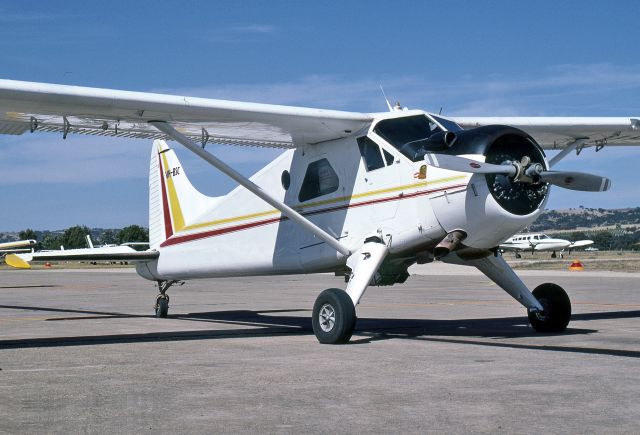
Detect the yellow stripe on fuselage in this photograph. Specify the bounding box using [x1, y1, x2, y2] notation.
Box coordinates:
[181, 174, 467, 233]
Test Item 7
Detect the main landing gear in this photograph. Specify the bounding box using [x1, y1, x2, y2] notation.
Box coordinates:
[528, 283, 571, 332]
[155, 280, 181, 318]
[464, 255, 571, 333]
[312, 288, 356, 344]
[312, 239, 389, 344]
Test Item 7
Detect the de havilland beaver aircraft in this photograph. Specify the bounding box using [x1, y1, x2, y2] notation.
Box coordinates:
[1, 79, 639, 344]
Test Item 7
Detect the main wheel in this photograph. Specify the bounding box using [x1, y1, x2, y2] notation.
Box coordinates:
[156, 296, 169, 318]
[312, 288, 356, 344]
[528, 283, 571, 333]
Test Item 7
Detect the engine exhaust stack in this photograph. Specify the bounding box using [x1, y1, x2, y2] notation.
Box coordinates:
[434, 230, 467, 259]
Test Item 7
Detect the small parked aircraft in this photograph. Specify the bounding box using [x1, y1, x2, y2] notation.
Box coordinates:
[6, 235, 152, 268]
[1, 79, 638, 344]
[500, 233, 594, 258]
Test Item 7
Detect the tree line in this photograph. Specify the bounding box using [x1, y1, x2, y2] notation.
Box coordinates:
[18, 225, 149, 250]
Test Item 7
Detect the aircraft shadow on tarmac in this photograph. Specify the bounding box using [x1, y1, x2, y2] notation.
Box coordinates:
[0, 304, 639, 358]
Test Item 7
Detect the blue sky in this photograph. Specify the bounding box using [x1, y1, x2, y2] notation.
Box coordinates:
[1, 0, 639, 231]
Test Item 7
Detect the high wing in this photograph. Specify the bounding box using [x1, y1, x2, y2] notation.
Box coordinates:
[451, 116, 640, 149]
[0, 239, 37, 254]
[1, 79, 639, 150]
[0, 79, 372, 148]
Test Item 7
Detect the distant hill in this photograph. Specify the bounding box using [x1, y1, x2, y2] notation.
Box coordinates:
[529, 207, 640, 232]
[528, 207, 640, 251]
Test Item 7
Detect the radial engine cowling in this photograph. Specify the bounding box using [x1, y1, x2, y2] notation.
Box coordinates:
[428, 125, 550, 249]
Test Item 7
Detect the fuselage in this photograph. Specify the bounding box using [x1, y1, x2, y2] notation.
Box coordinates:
[137, 111, 548, 282]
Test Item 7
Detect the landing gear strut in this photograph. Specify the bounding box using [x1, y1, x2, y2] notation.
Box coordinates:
[450, 254, 571, 333]
[312, 239, 388, 344]
[155, 280, 180, 318]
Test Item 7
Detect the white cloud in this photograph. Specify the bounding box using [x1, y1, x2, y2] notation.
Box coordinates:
[207, 24, 279, 42]
[155, 63, 640, 116]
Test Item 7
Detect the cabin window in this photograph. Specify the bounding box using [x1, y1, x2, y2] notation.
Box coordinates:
[281, 170, 291, 190]
[298, 158, 339, 202]
[383, 149, 395, 165]
[357, 137, 385, 171]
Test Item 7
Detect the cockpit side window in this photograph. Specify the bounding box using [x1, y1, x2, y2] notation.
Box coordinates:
[357, 137, 385, 171]
[383, 149, 395, 165]
[373, 115, 443, 162]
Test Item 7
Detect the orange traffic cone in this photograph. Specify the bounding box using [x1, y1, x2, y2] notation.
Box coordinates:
[569, 260, 584, 271]
[44, 262, 52, 268]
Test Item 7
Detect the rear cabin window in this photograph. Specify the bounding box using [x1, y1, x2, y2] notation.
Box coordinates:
[298, 158, 340, 202]
[373, 115, 443, 162]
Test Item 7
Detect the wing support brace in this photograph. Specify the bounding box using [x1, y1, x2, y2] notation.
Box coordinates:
[150, 121, 352, 257]
[548, 138, 586, 168]
[345, 240, 388, 306]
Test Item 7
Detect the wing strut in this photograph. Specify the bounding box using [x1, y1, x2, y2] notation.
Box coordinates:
[150, 121, 352, 257]
[548, 138, 587, 168]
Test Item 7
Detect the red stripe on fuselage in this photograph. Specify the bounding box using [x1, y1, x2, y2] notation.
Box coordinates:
[159, 183, 467, 248]
[158, 154, 173, 239]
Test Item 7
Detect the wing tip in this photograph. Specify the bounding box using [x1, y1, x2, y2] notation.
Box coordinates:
[5, 254, 31, 269]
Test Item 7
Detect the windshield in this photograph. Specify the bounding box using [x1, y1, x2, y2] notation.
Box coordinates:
[431, 115, 463, 132]
[373, 115, 443, 162]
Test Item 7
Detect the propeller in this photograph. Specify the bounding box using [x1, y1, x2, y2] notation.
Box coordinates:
[425, 153, 611, 192]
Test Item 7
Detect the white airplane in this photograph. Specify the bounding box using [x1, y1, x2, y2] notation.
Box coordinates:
[0, 239, 36, 255]
[500, 233, 594, 258]
[1, 79, 639, 344]
[6, 235, 151, 268]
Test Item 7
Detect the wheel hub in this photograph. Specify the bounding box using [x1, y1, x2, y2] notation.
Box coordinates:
[318, 303, 336, 332]
[534, 298, 550, 321]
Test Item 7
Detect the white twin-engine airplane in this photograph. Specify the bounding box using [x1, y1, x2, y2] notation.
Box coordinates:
[500, 233, 594, 258]
[1, 79, 639, 344]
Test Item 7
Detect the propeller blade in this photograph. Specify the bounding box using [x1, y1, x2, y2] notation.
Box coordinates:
[539, 171, 611, 192]
[424, 153, 516, 176]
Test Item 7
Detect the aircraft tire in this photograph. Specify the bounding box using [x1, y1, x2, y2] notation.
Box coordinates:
[156, 297, 169, 318]
[528, 283, 571, 333]
[312, 288, 356, 344]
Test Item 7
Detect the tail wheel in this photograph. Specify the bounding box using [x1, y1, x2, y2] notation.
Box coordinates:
[312, 288, 356, 344]
[528, 283, 571, 333]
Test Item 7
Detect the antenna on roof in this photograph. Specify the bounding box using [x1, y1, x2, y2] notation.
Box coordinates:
[379, 85, 393, 112]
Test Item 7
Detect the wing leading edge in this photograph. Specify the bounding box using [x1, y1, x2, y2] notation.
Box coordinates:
[451, 116, 640, 149]
[0, 79, 373, 148]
